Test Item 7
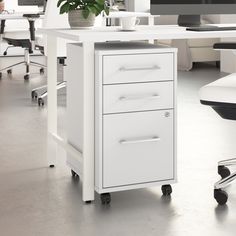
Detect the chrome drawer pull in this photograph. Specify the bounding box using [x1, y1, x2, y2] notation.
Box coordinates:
[119, 94, 160, 101]
[119, 136, 160, 145]
[119, 65, 160, 72]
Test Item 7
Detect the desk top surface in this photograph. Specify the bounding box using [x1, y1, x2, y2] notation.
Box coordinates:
[103, 11, 155, 18]
[0, 12, 44, 20]
[39, 24, 236, 42]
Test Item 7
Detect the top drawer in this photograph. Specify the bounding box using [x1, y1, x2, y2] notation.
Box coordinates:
[103, 53, 174, 84]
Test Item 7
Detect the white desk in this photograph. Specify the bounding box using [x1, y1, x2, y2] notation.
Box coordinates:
[0, 13, 27, 20]
[0, 12, 44, 20]
[0, 12, 44, 33]
[39, 24, 236, 202]
[0, 12, 44, 40]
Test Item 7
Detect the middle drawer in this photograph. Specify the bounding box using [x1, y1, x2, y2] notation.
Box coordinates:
[103, 81, 174, 114]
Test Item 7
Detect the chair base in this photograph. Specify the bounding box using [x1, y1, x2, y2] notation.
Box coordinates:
[31, 58, 67, 106]
[0, 47, 46, 80]
[214, 158, 236, 205]
[0, 60, 46, 80]
[31, 81, 66, 106]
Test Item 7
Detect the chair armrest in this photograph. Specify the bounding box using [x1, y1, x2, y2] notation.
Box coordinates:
[23, 14, 40, 19]
[0, 19, 6, 35]
[22, 14, 40, 42]
[214, 42, 236, 50]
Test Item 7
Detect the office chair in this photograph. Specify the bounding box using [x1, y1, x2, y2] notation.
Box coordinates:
[199, 42, 236, 205]
[0, 13, 66, 106]
[29, 0, 68, 106]
[31, 57, 67, 106]
[0, 14, 46, 80]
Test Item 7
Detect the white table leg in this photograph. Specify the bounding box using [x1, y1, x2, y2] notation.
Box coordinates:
[148, 16, 155, 44]
[47, 35, 58, 167]
[82, 41, 95, 202]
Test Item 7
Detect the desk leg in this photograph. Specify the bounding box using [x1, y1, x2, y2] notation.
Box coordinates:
[148, 16, 154, 44]
[47, 35, 58, 167]
[0, 20, 6, 41]
[82, 41, 95, 202]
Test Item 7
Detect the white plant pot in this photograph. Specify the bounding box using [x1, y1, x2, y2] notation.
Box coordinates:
[68, 9, 95, 28]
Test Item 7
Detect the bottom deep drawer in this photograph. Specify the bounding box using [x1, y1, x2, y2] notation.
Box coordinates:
[102, 109, 175, 188]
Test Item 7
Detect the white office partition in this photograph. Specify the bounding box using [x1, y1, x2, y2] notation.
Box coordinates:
[43, 0, 69, 28]
[126, 0, 150, 12]
[220, 15, 236, 73]
[4, 0, 39, 30]
[43, 0, 70, 57]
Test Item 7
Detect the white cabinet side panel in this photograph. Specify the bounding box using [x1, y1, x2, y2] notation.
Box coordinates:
[66, 44, 84, 154]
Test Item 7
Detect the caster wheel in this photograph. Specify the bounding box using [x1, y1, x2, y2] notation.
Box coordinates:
[31, 91, 38, 99]
[85, 201, 92, 204]
[216, 61, 220, 69]
[71, 169, 79, 179]
[100, 193, 111, 205]
[161, 185, 172, 196]
[7, 69, 12, 75]
[3, 51, 7, 56]
[49, 165, 55, 168]
[214, 189, 228, 205]
[0, 72, 2, 79]
[218, 166, 231, 179]
[24, 74, 29, 80]
[38, 98, 44, 106]
[40, 68, 44, 74]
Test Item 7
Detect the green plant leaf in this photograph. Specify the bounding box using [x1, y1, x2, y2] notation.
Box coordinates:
[57, 0, 108, 15]
[82, 9, 90, 19]
[87, 6, 97, 15]
[104, 6, 109, 16]
[95, 0, 104, 5]
[60, 2, 71, 14]
[57, 0, 65, 8]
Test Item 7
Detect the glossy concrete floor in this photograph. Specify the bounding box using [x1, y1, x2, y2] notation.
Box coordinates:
[0, 64, 236, 236]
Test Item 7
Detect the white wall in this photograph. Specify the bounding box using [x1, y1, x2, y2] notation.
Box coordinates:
[126, 0, 150, 12]
[4, 0, 40, 30]
[5, 0, 38, 10]
[220, 15, 236, 73]
[1, 0, 69, 57]
[1, 1, 42, 56]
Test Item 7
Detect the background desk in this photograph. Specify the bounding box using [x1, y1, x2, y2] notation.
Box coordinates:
[0, 13, 44, 55]
[40, 25, 236, 202]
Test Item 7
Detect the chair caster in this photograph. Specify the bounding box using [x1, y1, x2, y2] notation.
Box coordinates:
[7, 69, 12, 75]
[31, 91, 38, 99]
[49, 165, 55, 168]
[71, 169, 79, 180]
[161, 184, 172, 196]
[3, 51, 7, 56]
[24, 74, 29, 80]
[85, 201, 92, 204]
[218, 166, 231, 179]
[0, 72, 2, 79]
[38, 98, 44, 106]
[214, 189, 228, 205]
[100, 193, 111, 205]
[40, 68, 44, 74]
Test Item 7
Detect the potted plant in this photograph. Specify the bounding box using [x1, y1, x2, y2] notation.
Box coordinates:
[0, 0, 5, 12]
[57, 0, 109, 28]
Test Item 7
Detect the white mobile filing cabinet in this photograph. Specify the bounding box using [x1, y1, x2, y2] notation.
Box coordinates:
[66, 42, 177, 205]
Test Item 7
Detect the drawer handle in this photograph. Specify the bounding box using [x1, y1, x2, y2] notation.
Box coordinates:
[119, 94, 160, 101]
[119, 136, 160, 145]
[119, 65, 160, 72]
